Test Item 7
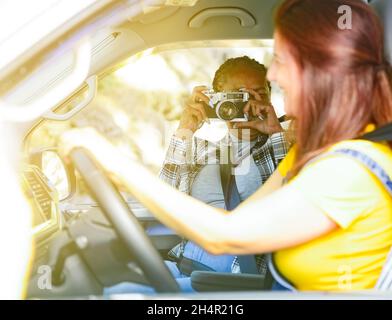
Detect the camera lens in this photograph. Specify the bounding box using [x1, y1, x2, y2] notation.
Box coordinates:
[217, 101, 239, 121]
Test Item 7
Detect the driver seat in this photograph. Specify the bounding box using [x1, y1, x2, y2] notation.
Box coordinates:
[191, 0, 392, 293]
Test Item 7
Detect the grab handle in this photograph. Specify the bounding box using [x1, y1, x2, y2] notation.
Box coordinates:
[189, 8, 256, 28]
[43, 75, 97, 121]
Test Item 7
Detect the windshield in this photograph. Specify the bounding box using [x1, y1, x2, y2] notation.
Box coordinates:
[27, 40, 283, 174]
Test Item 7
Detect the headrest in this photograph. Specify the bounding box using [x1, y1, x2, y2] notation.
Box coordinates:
[371, 0, 392, 63]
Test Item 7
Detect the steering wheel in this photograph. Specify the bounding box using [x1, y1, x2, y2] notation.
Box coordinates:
[70, 148, 180, 293]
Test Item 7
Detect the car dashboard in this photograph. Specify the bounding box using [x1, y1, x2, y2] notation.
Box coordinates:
[22, 157, 182, 298]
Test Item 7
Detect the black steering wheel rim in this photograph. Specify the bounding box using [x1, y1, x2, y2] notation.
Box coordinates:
[70, 147, 180, 293]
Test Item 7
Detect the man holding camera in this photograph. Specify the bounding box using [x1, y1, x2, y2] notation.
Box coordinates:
[160, 56, 291, 288]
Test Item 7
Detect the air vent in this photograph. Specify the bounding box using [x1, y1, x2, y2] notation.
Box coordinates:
[23, 168, 54, 226]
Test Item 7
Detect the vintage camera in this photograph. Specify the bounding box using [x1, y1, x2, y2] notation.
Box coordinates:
[202, 90, 249, 122]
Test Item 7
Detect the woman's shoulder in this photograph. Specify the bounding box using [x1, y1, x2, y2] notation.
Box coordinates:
[327, 139, 392, 174]
[329, 139, 391, 153]
[295, 139, 392, 200]
[279, 139, 392, 182]
[290, 140, 392, 229]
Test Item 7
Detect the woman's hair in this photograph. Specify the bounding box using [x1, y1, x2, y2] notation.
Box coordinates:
[212, 56, 270, 92]
[275, 0, 392, 178]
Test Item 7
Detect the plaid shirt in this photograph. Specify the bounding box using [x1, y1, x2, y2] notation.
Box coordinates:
[159, 128, 290, 275]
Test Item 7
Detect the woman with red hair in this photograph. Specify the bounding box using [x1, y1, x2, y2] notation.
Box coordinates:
[62, 0, 392, 291]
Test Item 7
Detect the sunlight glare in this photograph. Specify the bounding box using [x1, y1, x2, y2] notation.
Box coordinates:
[115, 54, 182, 92]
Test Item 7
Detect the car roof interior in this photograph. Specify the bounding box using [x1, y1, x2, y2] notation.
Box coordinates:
[89, 0, 285, 75]
[79, 0, 392, 82]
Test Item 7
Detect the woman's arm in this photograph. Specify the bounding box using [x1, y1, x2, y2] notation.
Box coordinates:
[225, 184, 337, 254]
[61, 128, 337, 255]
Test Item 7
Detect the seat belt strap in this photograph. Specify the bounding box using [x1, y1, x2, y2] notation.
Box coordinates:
[360, 122, 392, 142]
[220, 146, 259, 274]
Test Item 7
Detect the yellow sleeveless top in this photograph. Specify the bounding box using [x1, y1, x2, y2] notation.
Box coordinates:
[276, 138, 392, 291]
